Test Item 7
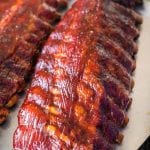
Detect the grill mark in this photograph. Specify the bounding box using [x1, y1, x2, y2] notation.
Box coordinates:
[0, 44, 33, 81]
[45, 0, 68, 10]
[103, 27, 138, 56]
[27, 86, 51, 108]
[0, 76, 18, 104]
[19, 100, 74, 147]
[45, 0, 59, 8]
[15, 44, 36, 62]
[23, 33, 40, 45]
[103, 13, 140, 39]
[30, 15, 52, 36]
[76, 80, 117, 147]
[79, 51, 125, 145]
[101, 74, 132, 110]
[98, 115, 123, 144]
[110, 1, 143, 24]
[0, 1, 24, 33]
[96, 46, 133, 90]
[14, 125, 68, 149]
[21, 84, 73, 147]
[101, 96, 128, 127]
[18, 102, 48, 128]
[38, 3, 61, 24]
[4, 59, 30, 78]
[101, 58, 133, 91]
[97, 35, 136, 74]
[93, 133, 113, 150]
[77, 79, 124, 144]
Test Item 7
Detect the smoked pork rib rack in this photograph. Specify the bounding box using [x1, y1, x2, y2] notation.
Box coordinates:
[13, 0, 142, 149]
[0, 0, 68, 124]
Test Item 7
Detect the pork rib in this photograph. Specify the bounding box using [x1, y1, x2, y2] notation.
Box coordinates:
[13, 0, 142, 149]
[0, 0, 68, 124]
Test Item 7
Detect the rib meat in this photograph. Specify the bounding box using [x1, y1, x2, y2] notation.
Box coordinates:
[0, 0, 17, 20]
[13, 0, 142, 149]
[112, 0, 143, 7]
[0, 0, 68, 124]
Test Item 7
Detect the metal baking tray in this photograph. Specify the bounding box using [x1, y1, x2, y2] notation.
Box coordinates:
[0, 0, 150, 149]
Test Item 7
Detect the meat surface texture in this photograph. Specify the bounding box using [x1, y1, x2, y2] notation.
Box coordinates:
[0, 0, 68, 124]
[13, 0, 142, 149]
[112, 0, 143, 7]
[0, 0, 17, 20]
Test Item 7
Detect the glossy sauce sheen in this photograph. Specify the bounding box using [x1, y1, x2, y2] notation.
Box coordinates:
[13, 0, 142, 149]
[0, 0, 68, 106]
[0, 0, 17, 20]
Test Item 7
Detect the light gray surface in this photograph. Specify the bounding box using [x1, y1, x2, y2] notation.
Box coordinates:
[116, 1, 150, 149]
[0, 95, 23, 150]
[0, 1, 150, 150]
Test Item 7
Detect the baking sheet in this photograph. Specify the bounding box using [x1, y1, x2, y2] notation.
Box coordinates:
[0, 0, 150, 149]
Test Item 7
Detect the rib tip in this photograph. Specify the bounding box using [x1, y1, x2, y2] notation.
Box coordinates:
[0, 107, 9, 125]
[124, 116, 129, 126]
[116, 133, 124, 144]
[5, 95, 19, 108]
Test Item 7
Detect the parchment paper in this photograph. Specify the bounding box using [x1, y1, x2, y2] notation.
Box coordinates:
[0, 0, 150, 149]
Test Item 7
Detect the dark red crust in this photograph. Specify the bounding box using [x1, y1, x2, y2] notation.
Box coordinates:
[112, 0, 143, 7]
[0, 0, 68, 111]
[0, 0, 17, 20]
[0, 0, 68, 104]
[13, 0, 142, 149]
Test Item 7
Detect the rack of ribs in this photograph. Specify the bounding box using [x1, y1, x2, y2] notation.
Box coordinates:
[0, 0, 68, 124]
[13, 0, 142, 149]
